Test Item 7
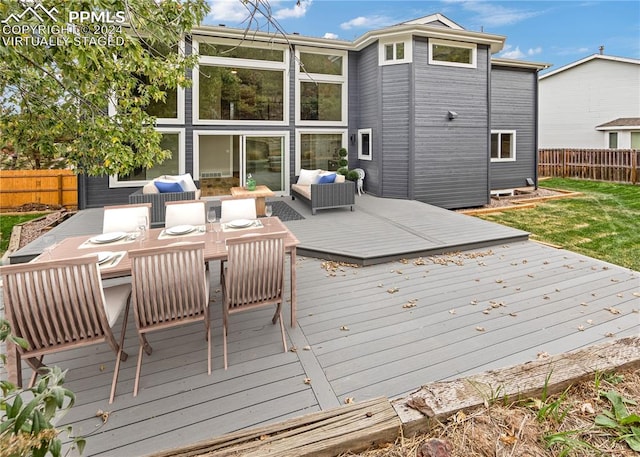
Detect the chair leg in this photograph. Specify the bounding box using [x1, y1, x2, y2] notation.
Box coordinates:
[278, 311, 287, 353]
[110, 347, 123, 404]
[206, 321, 212, 375]
[133, 344, 144, 397]
[223, 322, 228, 370]
[26, 356, 44, 388]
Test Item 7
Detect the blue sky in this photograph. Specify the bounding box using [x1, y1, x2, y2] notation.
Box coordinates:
[205, 0, 640, 72]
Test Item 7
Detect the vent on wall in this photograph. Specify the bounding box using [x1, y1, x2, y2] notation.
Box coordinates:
[201, 172, 223, 178]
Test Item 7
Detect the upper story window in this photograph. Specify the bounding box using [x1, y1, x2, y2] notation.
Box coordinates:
[429, 38, 476, 68]
[296, 47, 347, 126]
[193, 38, 289, 125]
[491, 130, 516, 162]
[379, 36, 412, 65]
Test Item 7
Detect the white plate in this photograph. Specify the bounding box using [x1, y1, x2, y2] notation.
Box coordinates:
[166, 224, 195, 235]
[96, 251, 115, 265]
[227, 219, 254, 228]
[89, 232, 127, 244]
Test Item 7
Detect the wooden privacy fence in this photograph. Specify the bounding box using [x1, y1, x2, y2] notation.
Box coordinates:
[0, 169, 78, 210]
[539, 148, 639, 184]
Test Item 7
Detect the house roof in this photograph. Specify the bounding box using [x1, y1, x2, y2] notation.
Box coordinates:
[492, 57, 551, 71]
[595, 117, 640, 130]
[193, 13, 507, 54]
[539, 54, 640, 80]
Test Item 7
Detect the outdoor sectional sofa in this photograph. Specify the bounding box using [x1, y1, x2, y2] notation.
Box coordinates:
[291, 170, 355, 215]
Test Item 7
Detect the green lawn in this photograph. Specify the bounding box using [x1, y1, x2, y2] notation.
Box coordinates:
[0, 214, 47, 256]
[477, 179, 640, 271]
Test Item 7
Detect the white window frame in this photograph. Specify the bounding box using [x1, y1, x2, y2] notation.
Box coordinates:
[429, 38, 477, 69]
[109, 127, 185, 188]
[108, 40, 185, 124]
[295, 46, 348, 127]
[193, 38, 289, 126]
[358, 128, 373, 161]
[491, 130, 516, 162]
[379, 35, 413, 66]
[295, 128, 347, 174]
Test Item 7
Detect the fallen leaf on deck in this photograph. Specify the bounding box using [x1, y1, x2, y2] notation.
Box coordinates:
[303, 345, 311, 351]
[482, 309, 490, 315]
[577, 325, 585, 331]
[605, 332, 616, 338]
[344, 397, 354, 404]
[604, 307, 621, 314]
[476, 326, 485, 332]
[509, 312, 518, 317]
[387, 287, 399, 294]
[448, 309, 456, 314]
[537, 352, 549, 359]
[289, 346, 298, 352]
[470, 299, 478, 305]
[303, 378, 311, 384]
[340, 325, 350, 331]
[413, 257, 426, 265]
[260, 434, 269, 441]
[586, 319, 593, 325]
[96, 409, 110, 423]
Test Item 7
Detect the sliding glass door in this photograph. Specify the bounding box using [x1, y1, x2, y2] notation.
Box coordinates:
[195, 132, 288, 197]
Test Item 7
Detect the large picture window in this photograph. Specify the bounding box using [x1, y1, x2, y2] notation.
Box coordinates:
[194, 38, 288, 125]
[296, 47, 347, 126]
[110, 128, 185, 187]
[491, 130, 516, 162]
[296, 130, 346, 173]
[429, 38, 476, 68]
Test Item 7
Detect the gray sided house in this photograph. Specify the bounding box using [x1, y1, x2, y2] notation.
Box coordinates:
[78, 13, 548, 211]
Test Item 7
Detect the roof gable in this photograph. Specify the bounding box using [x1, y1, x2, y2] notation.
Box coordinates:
[540, 54, 640, 80]
[401, 13, 464, 30]
[596, 117, 640, 130]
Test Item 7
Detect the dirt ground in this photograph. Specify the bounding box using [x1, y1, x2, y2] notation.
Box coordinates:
[340, 369, 640, 457]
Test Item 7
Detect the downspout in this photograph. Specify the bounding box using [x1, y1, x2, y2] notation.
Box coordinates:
[408, 41, 415, 201]
[486, 48, 492, 205]
[534, 69, 541, 190]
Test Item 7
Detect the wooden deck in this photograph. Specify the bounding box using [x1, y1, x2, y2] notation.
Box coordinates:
[2, 195, 639, 456]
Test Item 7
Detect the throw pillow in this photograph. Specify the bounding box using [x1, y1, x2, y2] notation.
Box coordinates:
[176, 173, 198, 192]
[318, 173, 336, 184]
[154, 180, 185, 193]
[142, 181, 159, 194]
[297, 168, 321, 185]
[335, 174, 346, 183]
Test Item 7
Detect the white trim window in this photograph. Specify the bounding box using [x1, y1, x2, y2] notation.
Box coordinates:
[109, 127, 185, 187]
[296, 47, 348, 126]
[429, 38, 477, 68]
[108, 40, 185, 124]
[379, 35, 413, 65]
[491, 130, 516, 162]
[193, 38, 289, 125]
[358, 128, 372, 160]
[295, 129, 347, 174]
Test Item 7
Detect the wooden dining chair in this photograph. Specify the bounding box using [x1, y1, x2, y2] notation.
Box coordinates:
[128, 242, 211, 396]
[103, 202, 152, 233]
[0, 256, 131, 404]
[220, 198, 257, 223]
[164, 200, 206, 228]
[221, 232, 288, 369]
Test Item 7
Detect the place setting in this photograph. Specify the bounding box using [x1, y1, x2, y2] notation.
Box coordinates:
[82, 250, 126, 269]
[158, 224, 206, 240]
[79, 231, 139, 249]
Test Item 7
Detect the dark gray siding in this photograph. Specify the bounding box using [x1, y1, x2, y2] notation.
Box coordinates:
[354, 43, 381, 195]
[490, 66, 538, 189]
[381, 63, 411, 198]
[412, 38, 490, 209]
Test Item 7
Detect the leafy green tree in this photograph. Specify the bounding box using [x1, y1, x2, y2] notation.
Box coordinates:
[0, 0, 209, 176]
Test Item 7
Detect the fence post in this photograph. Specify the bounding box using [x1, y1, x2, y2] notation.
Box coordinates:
[58, 174, 63, 205]
[632, 151, 638, 185]
[562, 149, 567, 178]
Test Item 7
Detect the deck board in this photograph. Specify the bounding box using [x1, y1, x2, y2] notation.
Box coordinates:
[2, 195, 638, 457]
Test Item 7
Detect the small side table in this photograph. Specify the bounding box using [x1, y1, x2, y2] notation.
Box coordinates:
[230, 185, 275, 216]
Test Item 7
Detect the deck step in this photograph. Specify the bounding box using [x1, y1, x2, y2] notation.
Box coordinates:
[145, 396, 400, 457]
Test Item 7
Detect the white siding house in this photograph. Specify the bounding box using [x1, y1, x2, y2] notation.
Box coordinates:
[538, 54, 640, 149]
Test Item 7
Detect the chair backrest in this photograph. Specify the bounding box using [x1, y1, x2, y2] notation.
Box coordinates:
[221, 198, 257, 223]
[129, 242, 208, 331]
[224, 232, 286, 313]
[0, 257, 114, 358]
[103, 203, 152, 233]
[165, 200, 206, 228]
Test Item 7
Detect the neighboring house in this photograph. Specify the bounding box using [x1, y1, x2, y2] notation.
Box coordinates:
[79, 13, 548, 210]
[538, 54, 640, 149]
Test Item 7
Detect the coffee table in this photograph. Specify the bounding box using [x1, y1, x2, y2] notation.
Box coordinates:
[230, 185, 275, 216]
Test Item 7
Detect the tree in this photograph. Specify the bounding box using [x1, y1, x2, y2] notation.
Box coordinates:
[0, 0, 209, 176]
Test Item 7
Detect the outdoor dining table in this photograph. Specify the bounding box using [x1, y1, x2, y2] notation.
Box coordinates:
[4, 217, 299, 386]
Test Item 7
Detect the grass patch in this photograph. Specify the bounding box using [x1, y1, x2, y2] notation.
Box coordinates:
[0, 213, 46, 255]
[477, 179, 640, 271]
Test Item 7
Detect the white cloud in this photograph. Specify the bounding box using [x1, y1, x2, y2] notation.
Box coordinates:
[274, 0, 312, 20]
[207, 0, 249, 23]
[528, 47, 542, 56]
[499, 45, 525, 59]
[458, 1, 544, 27]
[323, 32, 339, 39]
[340, 15, 393, 30]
